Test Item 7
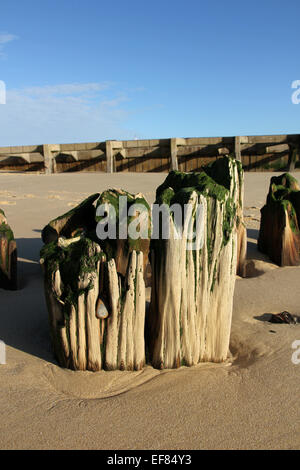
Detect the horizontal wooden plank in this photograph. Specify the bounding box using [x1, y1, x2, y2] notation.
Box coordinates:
[125, 147, 168, 158]
[60, 143, 86, 151]
[85, 142, 102, 150]
[75, 150, 105, 160]
[184, 137, 234, 145]
[110, 141, 123, 149]
[266, 144, 289, 154]
[246, 134, 297, 144]
[0, 153, 44, 163]
[0, 145, 43, 154]
[177, 144, 231, 156]
[123, 139, 170, 148]
[175, 138, 186, 146]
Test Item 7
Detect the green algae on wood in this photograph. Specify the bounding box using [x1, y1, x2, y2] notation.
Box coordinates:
[41, 237, 104, 311]
[41, 190, 149, 372]
[95, 189, 150, 370]
[42, 193, 99, 244]
[95, 189, 151, 277]
[147, 156, 245, 369]
[154, 156, 246, 271]
[41, 238, 104, 370]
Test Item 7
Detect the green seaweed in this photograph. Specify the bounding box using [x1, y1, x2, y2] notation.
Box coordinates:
[154, 156, 241, 251]
[264, 172, 300, 234]
[95, 189, 151, 262]
[151, 156, 243, 292]
[41, 237, 103, 314]
[0, 222, 15, 272]
[0, 222, 14, 243]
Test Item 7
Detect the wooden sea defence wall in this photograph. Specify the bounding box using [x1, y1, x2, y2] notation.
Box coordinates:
[0, 134, 299, 173]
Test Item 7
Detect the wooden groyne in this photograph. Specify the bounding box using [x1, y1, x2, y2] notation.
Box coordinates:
[0, 134, 299, 173]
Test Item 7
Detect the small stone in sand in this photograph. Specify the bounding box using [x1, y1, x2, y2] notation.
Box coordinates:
[269, 312, 298, 325]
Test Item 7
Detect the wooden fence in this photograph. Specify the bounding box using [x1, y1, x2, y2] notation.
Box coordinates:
[0, 134, 299, 173]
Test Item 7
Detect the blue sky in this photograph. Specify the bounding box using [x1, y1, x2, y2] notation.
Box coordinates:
[0, 0, 300, 145]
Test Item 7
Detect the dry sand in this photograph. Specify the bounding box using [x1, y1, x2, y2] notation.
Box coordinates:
[0, 171, 299, 450]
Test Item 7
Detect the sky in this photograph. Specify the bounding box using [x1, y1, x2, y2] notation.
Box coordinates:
[0, 0, 300, 146]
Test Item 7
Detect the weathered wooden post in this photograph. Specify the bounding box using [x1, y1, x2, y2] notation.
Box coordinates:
[95, 189, 150, 370]
[287, 144, 298, 172]
[42, 193, 100, 244]
[43, 144, 54, 174]
[41, 238, 104, 370]
[234, 136, 241, 162]
[170, 138, 179, 171]
[258, 173, 300, 266]
[0, 209, 17, 290]
[105, 141, 123, 173]
[106, 141, 114, 173]
[43, 144, 60, 174]
[40, 159, 247, 372]
[40, 189, 150, 371]
[147, 156, 245, 369]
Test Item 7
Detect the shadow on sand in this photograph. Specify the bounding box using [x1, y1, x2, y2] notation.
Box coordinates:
[0, 236, 56, 364]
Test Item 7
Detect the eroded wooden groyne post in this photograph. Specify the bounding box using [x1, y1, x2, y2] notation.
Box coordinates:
[40, 190, 150, 371]
[0, 209, 17, 290]
[147, 156, 245, 369]
[258, 173, 300, 266]
[41, 156, 245, 371]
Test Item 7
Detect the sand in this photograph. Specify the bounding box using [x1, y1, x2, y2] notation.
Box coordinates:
[0, 171, 299, 450]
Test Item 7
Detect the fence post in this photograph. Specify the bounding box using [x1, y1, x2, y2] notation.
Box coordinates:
[287, 144, 297, 172]
[170, 138, 179, 171]
[106, 141, 114, 173]
[234, 136, 241, 162]
[43, 144, 59, 174]
[43, 144, 54, 174]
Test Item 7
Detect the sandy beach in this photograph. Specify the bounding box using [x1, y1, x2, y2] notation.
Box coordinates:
[0, 171, 299, 450]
